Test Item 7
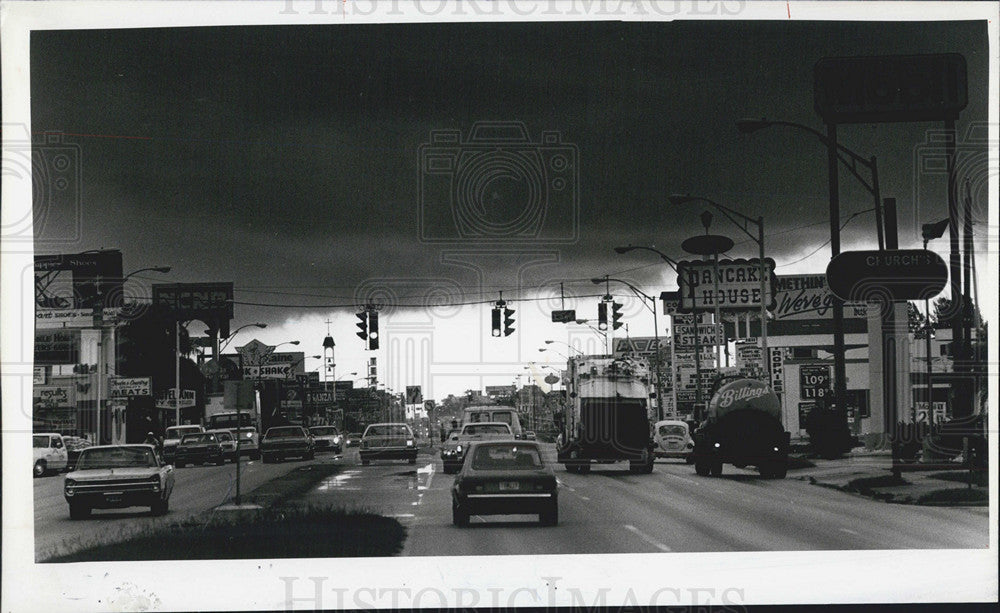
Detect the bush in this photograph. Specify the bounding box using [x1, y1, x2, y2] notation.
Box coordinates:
[805, 408, 854, 459]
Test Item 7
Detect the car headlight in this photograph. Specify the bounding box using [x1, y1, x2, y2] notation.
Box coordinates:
[456, 445, 462, 453]
[65, 479, 76, 496]
[406, 440, 414, 447]
[333, 436, 341, 444]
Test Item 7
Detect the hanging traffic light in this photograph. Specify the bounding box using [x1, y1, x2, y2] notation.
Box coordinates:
[356, 311, 368, 343]
[612, 302, 623, 330]
[597, 301, 608, 331]
[368, 312, 379, 350]
[491, 306, 502, 337]
[503, 307, 515, 337]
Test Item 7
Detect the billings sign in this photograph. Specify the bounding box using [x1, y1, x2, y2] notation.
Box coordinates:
[677, 259, 776, 312]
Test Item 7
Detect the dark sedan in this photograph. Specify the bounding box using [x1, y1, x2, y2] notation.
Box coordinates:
[174, 432, 226, 467]
[261, 426, 315, 463]
[451, 441, 558, 527]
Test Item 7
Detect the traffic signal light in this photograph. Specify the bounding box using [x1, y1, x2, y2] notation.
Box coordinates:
[597, 302, 608, 331]
[612, 302, 623, 330]
[491, 306, 502, 337]
[368, 312, 379, 350]
[503, 308, 515, 337]
[356, 311, 368, 343]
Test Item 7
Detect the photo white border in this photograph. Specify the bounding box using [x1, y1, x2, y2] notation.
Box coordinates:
[2, 1, 997, 610]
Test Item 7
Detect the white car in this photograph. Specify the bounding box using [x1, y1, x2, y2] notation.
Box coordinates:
[309, 425, 343, 453]
[653, 420, 695, 463]
[33, 432, 69, 477]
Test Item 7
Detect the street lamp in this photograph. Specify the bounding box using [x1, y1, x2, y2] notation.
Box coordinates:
[737, 117, 887, 436]
[668, 194, 771, 389]
[219, 323, 268, 352]
[921, 218, 950, 424]
[613, 245, 686, 417]
[736, 117, 884, 250]
[543, 340, 584, 356]
[592, 276, 665, 420]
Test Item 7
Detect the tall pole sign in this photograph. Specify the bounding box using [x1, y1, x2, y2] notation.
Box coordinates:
[815, 53, 968, 433]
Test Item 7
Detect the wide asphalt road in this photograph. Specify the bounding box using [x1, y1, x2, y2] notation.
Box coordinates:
[33, 453, 342, 560]
[298, 444, 989, 555]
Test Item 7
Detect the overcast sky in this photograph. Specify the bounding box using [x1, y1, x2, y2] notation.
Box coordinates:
[28, 18, 991, 398]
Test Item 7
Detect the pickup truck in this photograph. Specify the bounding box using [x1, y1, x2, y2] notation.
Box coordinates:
[440, 422, 515, 474]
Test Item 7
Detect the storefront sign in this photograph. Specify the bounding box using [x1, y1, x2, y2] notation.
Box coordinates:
[677, 258, 776, 312]
[109, 377, 152, 398]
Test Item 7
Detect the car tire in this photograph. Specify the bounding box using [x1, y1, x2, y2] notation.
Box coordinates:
[69, 501, 90, 520]
[33, 460, 46, 478]
[215, 457, 225, 466]
[539, 502, 558, 527]
[151, 498, 169, 516]
[761, 459, 787, 479]
[361, 458, 370, 466]
[709, 459, 723, 477]
[578, 463, 591, 474]
[176, 461, 185, 468]
[251, 451, 261, 460]
[452, 501, 469, 527]
[685, 455, 696, 465]
[306, 451, 315, 461]
[694, 456, 711, 476]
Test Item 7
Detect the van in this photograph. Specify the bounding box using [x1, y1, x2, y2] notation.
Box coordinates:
[462, 405, 524, 439]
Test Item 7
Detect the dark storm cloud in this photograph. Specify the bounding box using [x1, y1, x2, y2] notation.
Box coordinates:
[30, 19, 989, 311]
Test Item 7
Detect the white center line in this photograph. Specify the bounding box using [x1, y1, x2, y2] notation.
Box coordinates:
[839, 528, 859, 535]
[624, 524, 672, 552]
[664, 474, 699, 486]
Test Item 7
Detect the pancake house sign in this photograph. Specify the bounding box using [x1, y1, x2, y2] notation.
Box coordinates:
[773, 275, 867, 321]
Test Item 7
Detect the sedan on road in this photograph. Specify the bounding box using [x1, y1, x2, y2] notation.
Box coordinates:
[359, 423, 417, 465]
[451, 441, 558, 527]
[162, 425, 204, 463]
[206, 429, 238, 462]
[174, 432, 227, 467]
[345, 432, 362, 448]
[653, 420, 695, 463]
[261, 426, 315, 463]
[309, 425, 343, 453]
[440, 422, 514, 474]
[64, 444, 175, 519]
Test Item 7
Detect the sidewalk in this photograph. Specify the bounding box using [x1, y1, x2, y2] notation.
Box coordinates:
[788, 454, 989, 507]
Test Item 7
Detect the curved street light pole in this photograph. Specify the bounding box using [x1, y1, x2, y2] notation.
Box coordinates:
[736, 117, 884, 250]
[614, 245, 686, 418]
[220, 323, 268, 353]
[668, 195, 771, 390]
[593, 276, 664, 420]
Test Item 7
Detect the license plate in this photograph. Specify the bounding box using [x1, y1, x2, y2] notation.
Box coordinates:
[105, 492, 123, 502]
[498, 481, 520, 491]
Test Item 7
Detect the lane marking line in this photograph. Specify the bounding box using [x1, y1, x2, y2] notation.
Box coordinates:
[839, 528, 859, 535]
[664, 474, 699, 486]
[624, 524, 672, 552]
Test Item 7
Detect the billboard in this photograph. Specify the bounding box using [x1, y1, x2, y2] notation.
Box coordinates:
[34, 250, 123, 312]
[152, 282, 234, 336]
[773, 275, 867, 320]
[109, 377, 152, 398]
[34, 329, 80, 364]
[677, 258, 776, 312]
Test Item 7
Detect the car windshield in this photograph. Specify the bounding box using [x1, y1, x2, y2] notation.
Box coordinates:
[266, 428, 303, 438]
[310, 427, 339, 436]
[76, 447, 157, 470]
[166, 427, 201, 439]
[365, 425, 410, 437]
[211, 432, 233, 441]
[33, 435, 52, 448]
[470, 444, 542, 470]
[182, 433, 217, 444]
[208, 414, 254, 429]
[659, 425, 687, 437]
[490, 413, 513, 424]
[462, 424, 511, 436]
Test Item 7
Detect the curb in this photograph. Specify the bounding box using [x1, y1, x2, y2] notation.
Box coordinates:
[807, 477, 989, 507]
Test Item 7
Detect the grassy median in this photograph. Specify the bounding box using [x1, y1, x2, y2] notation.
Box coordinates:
[41, 463, 407, 562]
[45, 505, 405, 561]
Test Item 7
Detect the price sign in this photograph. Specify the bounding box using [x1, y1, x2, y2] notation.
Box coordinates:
[799, 365, 831, 401]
